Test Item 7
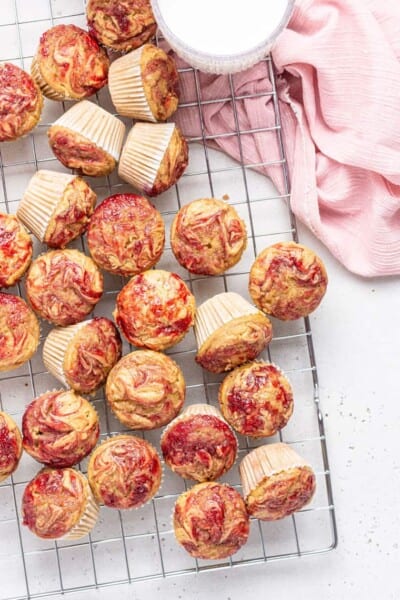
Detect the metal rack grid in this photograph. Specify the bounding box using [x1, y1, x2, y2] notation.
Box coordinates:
[0, 1, 337, 599]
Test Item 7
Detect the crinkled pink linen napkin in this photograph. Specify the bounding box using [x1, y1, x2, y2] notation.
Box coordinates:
[173, 0, 400, 277]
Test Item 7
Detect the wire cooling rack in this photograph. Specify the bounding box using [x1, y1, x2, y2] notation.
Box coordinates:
[0, 1, 337, 598]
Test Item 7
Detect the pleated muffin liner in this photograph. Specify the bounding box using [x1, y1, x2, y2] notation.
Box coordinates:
[42, 320, 93, 389]
[194, 291, 262, 350]
[31, 55, 68, 101]
[63, 471, 100, 540]
[239, 442, 312, 500]
[109, 45, 156, 122]
[118, 122, 175, 191]
[53, 100, 126, 161]
[17, 170, 76, 242]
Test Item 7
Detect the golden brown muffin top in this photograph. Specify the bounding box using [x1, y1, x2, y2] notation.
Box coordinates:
[0, 212, 32, 288]
[44, 177, 97, 248]
[22, 467, 90, 539]
[141, 44, 179, 121]
[161, 413, 237, 482]
[47, 126, 116, 178]
[22, 390, 100, 468]
[114, 269, 196, 351]
[34, 24, 109, 100]
[219, 362, 293, 437]
[173, 482, 249, 559]
[87, 193, 165, 276]
[0, 63, 43, 142]
[244, 466, 316, 521]
[63, 318, 122, 394]
[249, 241, 328, 320]
[0, 292, 40, 372]
[0, 411, 22, 483]
[106, 350, 185, 430]
[26, 249, 103, 327]
[87, 0, 156, 52]
[88, 435, 162, 509]
[171, 198, 247, 275]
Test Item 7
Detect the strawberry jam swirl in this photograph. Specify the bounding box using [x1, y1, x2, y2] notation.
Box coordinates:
[47, 126, 116, 177]
[36, 24, 109, 100]
[219, 362, 294, 437]
[64, 318, 122, 394]
[196, 314, 273, 374]
[0, 412, 22, 483]
[0, 293, 39, 372]
[87, 194, 165, 276]
[22, 468, 89, 539]
[173, 482, 249, 559]
[45, 178, 97, 248]
[106, 350, 185, 430]
[87, 0, 156, 52]
[88, 435, 162, 509]
[249, 242, 328, 320]
[0, 63, 42, 142]
[141, 45, 179, 121]
[22, 390, 99, 468]
[147, 127, 188, 197]
[0, 212, 32, 288]
[114, 270, 196, 351]
[171, 198, 247, 275]
[245, 467, 316, 521]
[161, 414, 237, 482]
[26, 249, 103, 326]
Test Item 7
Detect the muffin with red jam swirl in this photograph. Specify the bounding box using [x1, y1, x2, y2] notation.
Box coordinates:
[161, 404, 237, 482]
[114, 269, 196, 351]
[173, 482, 249, 559]
[87, 435, 162, 509]
[0, 411, 22, 483]
[0, 293, 40, 372]
[22, 390, 99, 468]
[0, 212, 32, 288]
[249, 241, 328, 320]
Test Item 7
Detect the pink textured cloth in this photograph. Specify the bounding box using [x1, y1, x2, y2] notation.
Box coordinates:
[174, 0, 400, 277]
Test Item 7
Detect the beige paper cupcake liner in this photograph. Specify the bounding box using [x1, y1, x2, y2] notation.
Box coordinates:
[118, 122, 175, 190]
[43, 320, 91, 388]
[194, 292, 260, 349]
[54, 101, 125, 161]
[239, 443, 310, 499]
[109, 46, 155, 122]
[64, 475, 99, 540]
[17, 170, 76, 242]
[31, 56, 66, 101]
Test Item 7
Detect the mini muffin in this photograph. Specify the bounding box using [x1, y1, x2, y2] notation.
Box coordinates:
[171, 198, 247, 275]
[43, 318, 122, 394]
[87, 0, 157, 52]
[31, 24, 109, 101]
[118, 122, 188, 197]
[161, 404, 237, 482]
[26, 249, 103, 327]
[109, 43, 179, 122]
[0, 212, 32, 288]
[114, 269, 196, 350]
[239, 443, 316, 521]
[249, 242, 328, 320]
[0, 412, 22, 483]
[48, 101, 125, 177]
[173, 482, 249, 560]
[106, 350, 185, 429]
[22, 390, 99, 468]
[0, 293, 40, 372]
[17, 170, 97, 249]
[88, 435, 162, 510]
[0, 63, 43, 142]
[87, 193, 165, 276]
[218, 362, 293, 438]
[195, 292, 272, 374]
[22, 467, 99, 539]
